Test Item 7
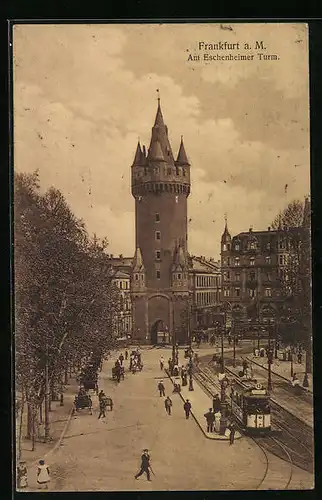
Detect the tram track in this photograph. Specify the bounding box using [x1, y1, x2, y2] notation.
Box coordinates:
[194, 363, 314, 475]
[252, 435, 293, 490]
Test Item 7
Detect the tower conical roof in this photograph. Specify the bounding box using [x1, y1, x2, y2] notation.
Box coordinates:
[132, 141, 143, 166]
[149, 139, 166, 162]
[132, 247, 145, 272]
[221, 217, 231, 243]
[176, 137, 190, 166]
[148, 100, 175, 165]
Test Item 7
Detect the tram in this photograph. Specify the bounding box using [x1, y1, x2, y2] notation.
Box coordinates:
[229, 378, 271, 434]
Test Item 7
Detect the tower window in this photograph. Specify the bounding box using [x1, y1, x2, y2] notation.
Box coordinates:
[156, 270, 161, 279]
[223, 244, 227, 251]
[155, 231, 161, 241]
[182, 169, 186, 176]
[155, 213, 160, 222]
[155, 250, 161, 260]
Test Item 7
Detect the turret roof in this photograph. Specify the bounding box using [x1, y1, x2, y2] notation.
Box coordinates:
[148, 139, 166, 162]
[176, 137, 190, 165]
[148, 100, 175, 165]
[132, 141, 142, 166]
[132, 247, 145, 272]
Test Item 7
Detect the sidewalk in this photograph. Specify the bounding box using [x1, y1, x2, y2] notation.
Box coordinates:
[165, 370, 242, 441]
[247, 354, 313, 393]
[16, 376, 79, 491]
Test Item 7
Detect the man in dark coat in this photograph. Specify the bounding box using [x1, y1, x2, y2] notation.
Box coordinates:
[183, 399, 192, 419]
[204, 408, 216, 432]
[158, 380, 165, 397]
[98, 397, 107, 419]
[212, 394, 221, 413]
[135, 449, 151, 481]
[164, 396, 172, 415]
[228, 422, 236, 445]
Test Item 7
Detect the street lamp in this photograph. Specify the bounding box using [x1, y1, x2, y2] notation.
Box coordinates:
[267, 323, 273, 391]
[232, 320, 236, 368]
[188, 292, 194, 391]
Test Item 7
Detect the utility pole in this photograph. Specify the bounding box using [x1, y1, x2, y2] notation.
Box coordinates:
[232, 320, 236, 368]
[267, 326, 273, 391]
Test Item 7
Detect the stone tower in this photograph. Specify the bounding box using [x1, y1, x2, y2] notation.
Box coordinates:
[130, 98, 191, 345]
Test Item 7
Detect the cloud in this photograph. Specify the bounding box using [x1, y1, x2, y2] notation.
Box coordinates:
[13, 24, 310, 260]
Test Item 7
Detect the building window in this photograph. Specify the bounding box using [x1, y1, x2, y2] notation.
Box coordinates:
[135, 274, 138, 281]
[235, 272, 240, 281]
[227, 244, 231, 251]
[235, 288, 240, 297]
[176, 167, 179, 175]
[250, 271, 256, 281]
[227, 257, 230, 266]
[141, 274, 144, 281]
[250, 257, 255, 266]
[227, 272, 230, 280]
[279, 240, 284, 249]
[156, 270, 161, 279]
[155, 231, 161, 241]
[265, 288, 272, 297]
[155, 213, 160, 222]
[279, 254, 285, 265]
[167, 167, 172, 175]
[235, 257, 240, 266]
[267, 242, 271, 250]
[249, 289, 256, 298]
[250, 242, 256, 250]
[235, 243, 240, 251]
[178, 273, 182, 280]
[265, 256, 271, 265]
[224, 289, 230, 297]
[155, 250, 161, 260]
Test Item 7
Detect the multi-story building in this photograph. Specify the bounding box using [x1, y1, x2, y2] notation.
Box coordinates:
[109, 266, 132, 338]
[189, 255, 222, 329]
[221, 220, 284, 324]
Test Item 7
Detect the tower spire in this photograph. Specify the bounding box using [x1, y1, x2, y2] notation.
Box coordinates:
[176, 135, 190, 166]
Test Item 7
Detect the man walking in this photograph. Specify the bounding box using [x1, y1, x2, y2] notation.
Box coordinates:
[135, 449, 152, 481]
[183, 399, 192, 419]
[158, 380, 165, 397]
[160, 355, 164, 371]
[204, 408, 215, 432]
[228, 422, 236, 445]
[164, 396, 172, 415]
[98, 396, 107, 419]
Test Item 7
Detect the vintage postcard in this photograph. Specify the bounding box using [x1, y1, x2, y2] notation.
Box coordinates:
[12, 22, 313, 492]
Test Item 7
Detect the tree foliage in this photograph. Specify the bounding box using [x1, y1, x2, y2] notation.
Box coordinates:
[14, 171, 121, 412]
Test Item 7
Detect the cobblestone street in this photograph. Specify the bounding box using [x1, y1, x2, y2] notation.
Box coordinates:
[24, 348, 313, 492]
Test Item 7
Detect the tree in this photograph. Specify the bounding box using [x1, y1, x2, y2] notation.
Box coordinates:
[271, 197, 312, 376]
[14, 172, 122, 448]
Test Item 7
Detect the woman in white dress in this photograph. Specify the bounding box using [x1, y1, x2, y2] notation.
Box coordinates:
[37, 459, 50, 489]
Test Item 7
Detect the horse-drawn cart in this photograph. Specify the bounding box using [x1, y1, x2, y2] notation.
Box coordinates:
[73, 393, 93, 414]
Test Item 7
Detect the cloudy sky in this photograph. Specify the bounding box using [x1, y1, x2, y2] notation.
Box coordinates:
[13, 23, 310, 259]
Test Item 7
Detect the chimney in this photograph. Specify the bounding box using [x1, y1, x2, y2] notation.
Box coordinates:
[268, 226, 271, 231]
[119, 254, 123, 259]
[110, 254, 113, 258]
[249, 227, 253, 232]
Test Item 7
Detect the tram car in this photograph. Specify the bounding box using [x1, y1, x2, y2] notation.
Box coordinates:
[229, 378, 271, 434]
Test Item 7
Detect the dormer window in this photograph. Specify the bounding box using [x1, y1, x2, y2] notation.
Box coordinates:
[178, 273, 182, 280]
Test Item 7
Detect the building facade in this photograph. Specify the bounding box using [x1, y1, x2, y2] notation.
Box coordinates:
[130, 99, 191, 344]
[221, 221, 284, 325]
[110, 269, 132, 338]
[189, 256, 222, 329]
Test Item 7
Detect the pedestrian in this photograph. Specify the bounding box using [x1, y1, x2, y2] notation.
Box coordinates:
[212, 394, 221, 413]
[168, 358, 173, 372]
[254, 347, 259, 357]
[173, 363, 179, 377]
[228, 335, 232, 345]
[164, 396, 172, 415]
[98, 397, 107, 419]
[183, 399, 191, 419]
[297, 352, 302, 364]
[214, 411, 221, 432]
[98, 390, 106, 402]
[242, 360, 248, 376]
[134, 449, 152, 481]
[37, 459, 50, 489]
[119, 353, 124, 365]
[125, 350, 128, 360]
[160, 355, 164, 371]
[204, 408, 215, 432]
[158, 380, 165, 397]
[228, 422, 236, 445]
[17, 461, 28, 489]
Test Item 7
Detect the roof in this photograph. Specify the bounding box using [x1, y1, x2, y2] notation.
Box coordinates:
[190, 256, 220, 274]
[176, 137, 190, 166]
[112, 270, 130, 279]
